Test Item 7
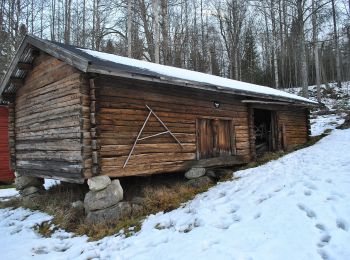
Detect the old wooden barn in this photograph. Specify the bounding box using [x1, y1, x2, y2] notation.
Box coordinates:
[0, 35, 316, 184]
[0, 100, 14, 182]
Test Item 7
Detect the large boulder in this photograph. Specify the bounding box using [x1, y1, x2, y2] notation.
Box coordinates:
[184, 167, 206, 179]
[87, 176, 111, 191]
[86, 202, 133, 223]
[84, 179, 123, 212]
[15, 176, 44, 190]
[186, 176, 214, 188]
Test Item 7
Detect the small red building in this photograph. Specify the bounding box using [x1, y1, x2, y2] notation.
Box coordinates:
[0, 102, 14, 182]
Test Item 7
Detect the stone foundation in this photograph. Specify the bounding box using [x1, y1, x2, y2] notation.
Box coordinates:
[84, 176, 142, 223]
[184, 167, 233, 187]
[15, 173, 44, 198]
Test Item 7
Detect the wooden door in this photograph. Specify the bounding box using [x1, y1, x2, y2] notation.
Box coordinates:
[197, 118, 233, 159]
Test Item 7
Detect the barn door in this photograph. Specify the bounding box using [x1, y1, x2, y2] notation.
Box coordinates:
[197, 118, 233, 159]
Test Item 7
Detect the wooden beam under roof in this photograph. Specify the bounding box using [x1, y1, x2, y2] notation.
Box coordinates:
[10, 77, 24, 86]
[17, 62, 33, 71]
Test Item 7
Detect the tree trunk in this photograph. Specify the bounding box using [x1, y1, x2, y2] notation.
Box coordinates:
[127, 0, 132, 58]
[312, 0, 321, 102]
[82, 0, 86, 47]
[64, 0, 72, 44]
[161, 0, 170, 65]
[153, 0, 160, 64]
[270, 0, 279, 89]
[297, 0, 308, 98]
[331, 0, 342, 87]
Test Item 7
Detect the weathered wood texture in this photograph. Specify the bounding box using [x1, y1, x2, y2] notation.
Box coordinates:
[277, 108, 308, 150]
[14, 53, 87, 183]
[94, 76, 252, 178]
[9, 53, 310, 182]
[0, 106, 14, 182]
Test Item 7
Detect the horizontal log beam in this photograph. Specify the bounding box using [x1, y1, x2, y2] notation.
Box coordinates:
[186, 155, 249, 168]
[17, 62, 33, 71]
[10, 77, 24, 86]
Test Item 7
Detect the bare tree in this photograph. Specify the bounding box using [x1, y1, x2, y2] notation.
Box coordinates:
[331, 0, 342, 87]
[312, 0, 321, 102]
[153, 0, 160, 63]
[127, 0, 132, 57]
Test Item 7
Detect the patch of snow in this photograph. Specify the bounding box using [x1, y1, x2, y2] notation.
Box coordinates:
[1, 129, 350, 259]
[285, 81, 350, 110]
[44, 179, 60, 190]
[80, 48, 315, 104]
[311, 113, 346, 136]
[0, 188, 18, 200]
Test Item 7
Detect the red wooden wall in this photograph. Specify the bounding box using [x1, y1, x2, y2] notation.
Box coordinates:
[0, 106, 14, 182]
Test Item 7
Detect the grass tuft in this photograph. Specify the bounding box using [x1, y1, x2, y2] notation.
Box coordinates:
[34, 221, 58, 238]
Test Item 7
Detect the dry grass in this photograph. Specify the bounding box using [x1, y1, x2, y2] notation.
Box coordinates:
[141, 183, 210, 214]
[0, 183, 15, 189]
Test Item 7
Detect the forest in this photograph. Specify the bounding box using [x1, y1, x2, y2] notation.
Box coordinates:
[0, 0, 349, 99]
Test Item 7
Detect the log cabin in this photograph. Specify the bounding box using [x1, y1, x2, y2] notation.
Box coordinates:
[0, 100, 14, 182]
[0, 35, 316, 184]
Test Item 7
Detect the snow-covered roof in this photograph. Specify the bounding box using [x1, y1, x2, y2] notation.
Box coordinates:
[0, 35, 316, 105]
[81, 48, 315, 105]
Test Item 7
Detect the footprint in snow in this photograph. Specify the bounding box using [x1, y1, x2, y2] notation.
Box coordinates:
[256, 194, 273, 204]
[32, 246, 49, 255]
[232, 214, 241, 222]
[336, 218, 348, 231]
[315, 223, 326, 231]
[317, 248, 330, 260]
[254, 212, 261, 219]
[304, 190, 312, 196]
[53, 241, 71, 252]
[228, 204, 240, 214]
[303, 182, 318, 191]
[330, 191, 345, 199]
[326, 196, 337, 201]
[317, 234, 332, 249]
[297, 203, 317, 219]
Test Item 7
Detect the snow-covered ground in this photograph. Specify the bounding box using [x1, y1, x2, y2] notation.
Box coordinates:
[1, 127, 350, 259]
[310, 114, 345, 136]
[285, 81, 350, 110]
[285, 81, 349, 136]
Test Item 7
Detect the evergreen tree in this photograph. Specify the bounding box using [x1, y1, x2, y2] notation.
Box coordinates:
[241, 27, 260, 84]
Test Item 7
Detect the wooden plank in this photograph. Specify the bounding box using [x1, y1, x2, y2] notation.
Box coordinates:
[101, 153, 196, 167]
[17, 62, 33, 71]
[186, 155, 248, 168]
[100, 143, 195, 157]
[17, 168, 84, 183]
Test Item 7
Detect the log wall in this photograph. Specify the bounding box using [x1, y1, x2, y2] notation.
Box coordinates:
[14, 53, 87, 183]
[278, 108, 309, 150]
[94, 76, 252, 178]
[10, 53, 310, 182]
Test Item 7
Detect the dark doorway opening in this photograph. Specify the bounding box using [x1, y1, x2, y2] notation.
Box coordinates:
[253, 109, 277, 156]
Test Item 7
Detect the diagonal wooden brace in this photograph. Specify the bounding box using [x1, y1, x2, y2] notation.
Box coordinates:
[123, 105, 184, 168]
